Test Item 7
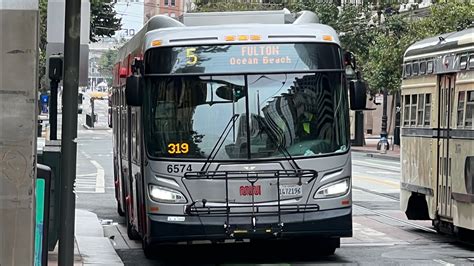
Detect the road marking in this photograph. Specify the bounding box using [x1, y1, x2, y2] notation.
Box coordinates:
[433, 259, 455, 266]
[353, 175, 400, 188]
[90, 160, 105, 193]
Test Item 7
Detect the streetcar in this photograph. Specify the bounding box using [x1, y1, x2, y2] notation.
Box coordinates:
[110, 10, 367, 256]
[400, 27, 474, 238]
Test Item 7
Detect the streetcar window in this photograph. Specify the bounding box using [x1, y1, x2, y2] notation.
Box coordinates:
[404, 64, 412, 77]
[412, 62, 419, 76]
[457, 91, 465, 127]
[459, 55, 468, 70]
[465, 91, 474, 128]
[411, 95, 417, 126]
[403, 95, 410, 126]
[420, 61, 427, 75]
[424, 94, 431, 126]
[417, 94, 424, 126]
[469, 55, 474, 69]
[427, 61, 434, 74]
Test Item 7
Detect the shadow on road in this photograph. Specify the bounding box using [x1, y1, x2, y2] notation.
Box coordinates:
[117, 240, 351, 265]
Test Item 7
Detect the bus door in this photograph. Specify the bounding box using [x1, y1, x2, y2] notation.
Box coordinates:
[437, 74, 455, 220]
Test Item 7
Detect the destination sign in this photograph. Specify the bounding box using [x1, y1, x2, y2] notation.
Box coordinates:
[229, 45, 292, 66]
[145, 43, 342, 74]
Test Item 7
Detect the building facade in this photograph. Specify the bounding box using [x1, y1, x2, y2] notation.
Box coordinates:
[144, 0, 192, 23]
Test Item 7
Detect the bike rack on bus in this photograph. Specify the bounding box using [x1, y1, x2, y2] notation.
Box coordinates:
[183, 169, 318, 238]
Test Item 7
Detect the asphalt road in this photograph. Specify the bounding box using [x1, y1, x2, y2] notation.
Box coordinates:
[73, 113, 474, 265]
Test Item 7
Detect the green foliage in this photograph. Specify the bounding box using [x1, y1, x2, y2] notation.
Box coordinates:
[333, 4, 376, 63]
[194, 0, 281, 12]
[364, 2, 474, 94]
[98, 49, 118, 85]
[90, 0, 122, 42]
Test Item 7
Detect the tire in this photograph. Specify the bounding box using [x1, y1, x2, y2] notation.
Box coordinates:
[316, 237, 339, 256]
[142, 237, 156, 259]
[317, 245, 337, 256]
[117, 201, 125, 217]
[127, 219, 141, 240]
[125, 205, 140, 240]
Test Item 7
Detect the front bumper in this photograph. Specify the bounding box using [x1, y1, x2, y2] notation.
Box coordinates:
[146, 207, 352, 244]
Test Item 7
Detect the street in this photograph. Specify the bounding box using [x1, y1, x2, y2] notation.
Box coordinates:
[74, 119, 474, 265]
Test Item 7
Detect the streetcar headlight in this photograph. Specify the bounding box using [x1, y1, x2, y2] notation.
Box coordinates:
[149, 185, 187, 203]
[314, 178, 350, 199]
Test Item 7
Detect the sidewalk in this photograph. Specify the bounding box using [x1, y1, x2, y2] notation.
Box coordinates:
[351, 136, 400, 161]
[47, 209, 123, 265]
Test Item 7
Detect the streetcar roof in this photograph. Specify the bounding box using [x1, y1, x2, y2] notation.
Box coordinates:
[143, 23, 340, 51]
[404, 27, 474, 60]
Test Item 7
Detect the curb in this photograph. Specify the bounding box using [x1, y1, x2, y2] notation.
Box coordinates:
[351, 149, 400, 162]
[82, 124, 110, 130]
[75, 209, 124, 265]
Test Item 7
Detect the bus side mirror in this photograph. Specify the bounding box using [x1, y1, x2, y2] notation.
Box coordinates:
[349, 80, 367, 110]
[125, 75, 142, 106]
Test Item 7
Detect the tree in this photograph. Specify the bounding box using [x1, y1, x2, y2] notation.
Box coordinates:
[97, 49, 118, 86]
[90, 0, 122, 43]
[364, 2, 474, 95]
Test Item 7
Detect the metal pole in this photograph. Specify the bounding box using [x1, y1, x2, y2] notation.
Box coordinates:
[58, 0, 81, 264]
[50, 80, 59, 140]
[377, 88, 389, 153]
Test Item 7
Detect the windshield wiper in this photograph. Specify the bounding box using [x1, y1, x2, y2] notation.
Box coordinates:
[200, 114, 240, 173]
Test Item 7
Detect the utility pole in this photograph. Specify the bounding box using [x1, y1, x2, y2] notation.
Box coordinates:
[58, 0, 81, 264]
[377, 88, 390, 153]
[376, 0, 390, 153]
[0, 0, 39, 265]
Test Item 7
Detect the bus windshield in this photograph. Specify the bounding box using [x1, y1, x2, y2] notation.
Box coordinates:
[143, 72, 349, 160]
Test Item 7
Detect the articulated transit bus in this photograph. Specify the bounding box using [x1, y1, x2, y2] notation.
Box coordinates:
[400, 28, 474, 238]
[111, 10, 367, 256]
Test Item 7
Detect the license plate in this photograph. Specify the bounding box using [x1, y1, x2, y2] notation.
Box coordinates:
[279, 185, 302, 196]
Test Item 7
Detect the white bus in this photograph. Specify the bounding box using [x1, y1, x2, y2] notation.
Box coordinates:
[110, 10, 368, 257]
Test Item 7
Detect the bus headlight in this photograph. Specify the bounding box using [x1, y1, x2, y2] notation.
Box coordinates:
[149, 185, 187, 203]
[314, 178, 350, 199]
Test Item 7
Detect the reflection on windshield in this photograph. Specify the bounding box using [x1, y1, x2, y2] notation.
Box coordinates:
[143, 73, 348, 160]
